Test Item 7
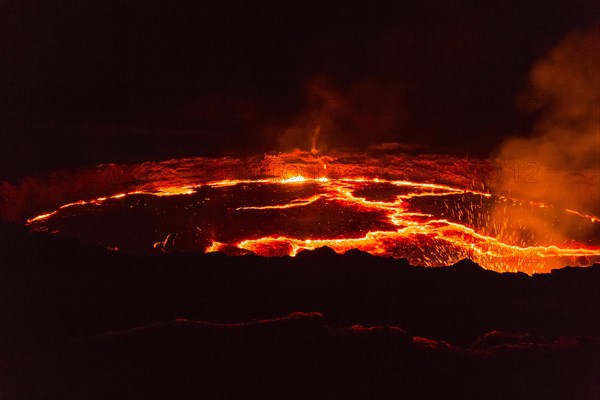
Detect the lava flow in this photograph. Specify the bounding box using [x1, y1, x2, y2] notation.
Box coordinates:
[23, 151, 600, 274]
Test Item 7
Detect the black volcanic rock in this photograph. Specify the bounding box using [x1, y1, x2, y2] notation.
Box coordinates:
[448, 258, 487, 272]
[343, 248, 374, 259]
[4, 312, 598, 400]
[296, 245, 339, 259]
[2, 229, 600, 399]
[471, 331, 545, 348]
[551, 264, 600, 274]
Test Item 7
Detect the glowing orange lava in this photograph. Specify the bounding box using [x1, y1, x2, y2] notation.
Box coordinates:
[24, 151, 600, 274]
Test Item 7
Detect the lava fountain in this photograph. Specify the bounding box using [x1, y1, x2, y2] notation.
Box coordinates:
[17, 150, 600, 274]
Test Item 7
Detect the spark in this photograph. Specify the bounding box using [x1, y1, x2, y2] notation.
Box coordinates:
[25, 155, 600, 274]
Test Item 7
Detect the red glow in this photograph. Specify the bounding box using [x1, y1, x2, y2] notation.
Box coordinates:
[24, 151, 600, 274]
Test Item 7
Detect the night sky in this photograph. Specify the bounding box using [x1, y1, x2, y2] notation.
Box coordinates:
[1, 0, 597, 176]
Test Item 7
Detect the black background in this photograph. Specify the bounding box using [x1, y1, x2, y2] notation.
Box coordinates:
[1, 0, 598, 176]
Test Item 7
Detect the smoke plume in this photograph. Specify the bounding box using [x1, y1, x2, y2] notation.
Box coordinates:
[273, 77, 408, 153]
[490, 28, 600, 245]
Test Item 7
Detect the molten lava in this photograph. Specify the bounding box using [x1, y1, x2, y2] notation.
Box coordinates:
[24, 151, 600, 274]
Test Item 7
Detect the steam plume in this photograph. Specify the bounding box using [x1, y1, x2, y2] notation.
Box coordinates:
[491, 28, 600, 245]
[275, 77, 408, 153]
